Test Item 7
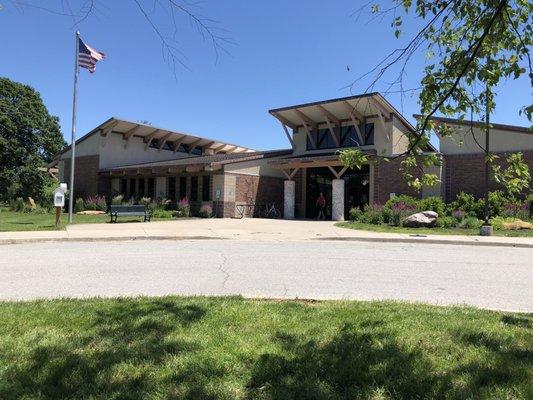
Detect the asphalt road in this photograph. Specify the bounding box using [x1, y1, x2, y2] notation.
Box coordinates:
[1, 240, 532, 311]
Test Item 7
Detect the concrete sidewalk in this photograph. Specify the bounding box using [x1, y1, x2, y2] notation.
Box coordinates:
[1, 218, 533, 248]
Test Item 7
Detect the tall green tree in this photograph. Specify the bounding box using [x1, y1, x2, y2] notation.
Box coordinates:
[341, 0, 532, 196]
[0, 77, 66, 203]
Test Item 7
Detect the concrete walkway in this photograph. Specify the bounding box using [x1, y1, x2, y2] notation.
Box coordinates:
[0, 218, 532, 247]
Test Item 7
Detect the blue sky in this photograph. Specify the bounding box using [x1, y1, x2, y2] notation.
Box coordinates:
[1, 1, 530, 151]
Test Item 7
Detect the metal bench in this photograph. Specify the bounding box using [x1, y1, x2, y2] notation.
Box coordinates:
[109, 205, 152, 223]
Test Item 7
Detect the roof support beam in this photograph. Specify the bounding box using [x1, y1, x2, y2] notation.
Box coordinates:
[328, 165, 349, 179]
[157, 132, 173, 151]
[100, 120, 119, 137]
[341, 101, 364, 145]
[122, 125, 143, 149]
[143, 129, 163, 150]
[188, 138, 203, 154]
[294, 109, 317, 150]
[316, 105, 340, 147]
[271, 111, 298, 130]
[280, 167, 300, 180]
[213, 144, 227, 154]
[224, 145, 238, 154]
[172, 136, 186, 153]
[280, 122, 295, 149]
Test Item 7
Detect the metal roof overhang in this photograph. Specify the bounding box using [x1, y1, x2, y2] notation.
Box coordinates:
[268, 92, 416, 134]
[269, 150, 377, 170]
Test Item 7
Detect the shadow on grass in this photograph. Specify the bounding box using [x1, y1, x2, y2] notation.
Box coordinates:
[246, 322, 532, 399]
[0, 298, 214, 399]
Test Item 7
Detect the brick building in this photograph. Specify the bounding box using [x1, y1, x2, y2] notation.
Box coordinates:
[52, 93, 532, 220]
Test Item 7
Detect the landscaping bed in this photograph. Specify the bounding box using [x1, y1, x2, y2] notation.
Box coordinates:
[0, 296, 531, 399]
[343, 192, 533, 237]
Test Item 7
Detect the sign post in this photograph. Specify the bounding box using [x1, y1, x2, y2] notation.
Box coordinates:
[53, 184, 67, 228]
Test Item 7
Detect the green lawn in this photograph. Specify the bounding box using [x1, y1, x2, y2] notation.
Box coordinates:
[337, 221, 533, 237]
[0, 210, 173, 232]
[0, 296, 531, 399]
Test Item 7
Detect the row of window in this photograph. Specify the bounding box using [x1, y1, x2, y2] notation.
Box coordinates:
[119, 175, 211, 202]
[306, 123, 374, 151]
[148, 139, 203, 155]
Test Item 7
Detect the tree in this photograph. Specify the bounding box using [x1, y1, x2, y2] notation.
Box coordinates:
[0, 77, 66, 203]
[341, 0, 532, 197]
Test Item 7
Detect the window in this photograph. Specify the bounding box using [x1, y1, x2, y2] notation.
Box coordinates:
[179, 177, 187, 199]
[147, 178, 155, 199]
[306, 128, 337, 150]
[306, 123, 374, 150]
[149, 140, 203, 155]
[190, 176, 198, 201]
[363, 123, 374, 145]
[138, 178, 145, 198]
[120, 179, 127, 195]
[202, 175, 211, 201]
[168, 177, 176, 201]
[129, 178, 136, 198]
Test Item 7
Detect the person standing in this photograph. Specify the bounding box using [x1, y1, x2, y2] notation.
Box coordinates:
[316, 192, 326, 220]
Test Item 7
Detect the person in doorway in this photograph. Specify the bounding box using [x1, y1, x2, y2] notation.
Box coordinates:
[316, 191, 326, 220]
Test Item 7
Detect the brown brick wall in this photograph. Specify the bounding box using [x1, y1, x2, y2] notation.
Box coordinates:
[373, 156, 421, 205]
[444, 150, 533, 202]
[62, 155, 100, 199]
[232, 173, 285, 217]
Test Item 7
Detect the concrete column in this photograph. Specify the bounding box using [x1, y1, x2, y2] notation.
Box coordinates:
[332, 179, 345, 221]
[284, 180, 295, 219]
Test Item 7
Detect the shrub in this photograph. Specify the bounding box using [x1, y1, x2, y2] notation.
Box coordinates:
[348, 207, 363, 221]
[198, 204, 213, 218]
[501, 202, 529, 221]
[489, 216, 505, 231]
[389, 202, 417, 227]
[418, 196, 445, 216]
[152, 209, 173, 219]
[74, 198, 85, 213]
[157, 198, 172, 210]
[9, 197, 25, 212]
[139, 197, 152, 207]
[360, 204, 384, 225]
[111, 194, 124, 205]
[385, 195, 419, 210]
[175, 197, 190, 218]
[85, 195, 107, 211]
[451, 210, 466, 221]
[450, 192, 477, 216]
[459, 216, 483, 229]
[435, 216, 457, 228]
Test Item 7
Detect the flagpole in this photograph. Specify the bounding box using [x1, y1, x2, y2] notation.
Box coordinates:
[68, 31, 80, 223]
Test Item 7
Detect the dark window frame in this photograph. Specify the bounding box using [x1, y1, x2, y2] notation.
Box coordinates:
[179, 176, 187, 200]
[202, 175, 211, 201]
[190, 176, 198, 201]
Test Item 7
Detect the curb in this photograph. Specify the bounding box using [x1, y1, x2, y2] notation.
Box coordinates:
[1, 234, 532, 248]
[0, 236, 225, 245]
[317, 236, 533, 249]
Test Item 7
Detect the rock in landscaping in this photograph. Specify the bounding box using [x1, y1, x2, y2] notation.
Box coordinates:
[27, 197, 36, 209]
[76, 210, 106, 215]
[403, 211, 438, 228]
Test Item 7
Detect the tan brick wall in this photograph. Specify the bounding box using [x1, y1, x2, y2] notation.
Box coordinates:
[444, 150, 533, 201]
[62, 155, 100, 199]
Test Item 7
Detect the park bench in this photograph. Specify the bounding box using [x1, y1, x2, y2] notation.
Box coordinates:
[109, 205, 152, 223]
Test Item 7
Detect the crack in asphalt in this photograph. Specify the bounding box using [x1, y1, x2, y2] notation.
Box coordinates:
[216, 251, 230, 289]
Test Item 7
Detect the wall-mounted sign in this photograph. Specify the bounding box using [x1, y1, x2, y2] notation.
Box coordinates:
[215, 189, 221, 200]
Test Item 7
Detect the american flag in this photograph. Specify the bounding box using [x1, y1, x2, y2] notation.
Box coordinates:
[78, 37, 105, 73]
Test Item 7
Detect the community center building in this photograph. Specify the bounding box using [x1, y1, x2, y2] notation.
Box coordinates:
[52, 92, 533, 220]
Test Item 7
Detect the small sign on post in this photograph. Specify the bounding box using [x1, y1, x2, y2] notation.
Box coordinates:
[53, 184, 67, 228]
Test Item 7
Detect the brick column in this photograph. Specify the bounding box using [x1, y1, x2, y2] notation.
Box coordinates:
[331, 179, 345, 221]
[284, 180, 295, 219]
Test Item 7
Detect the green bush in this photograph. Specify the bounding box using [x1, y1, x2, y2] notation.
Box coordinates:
[175, 198, 190, 218]
[435, 216, 457, 228]
[151, 209, 173, 219]
[384, 195, 419, 210]
[459, 216, 483, 229]
[84, 195, 107, 211]
[348, 207, 363, 221]
[9, 197, 25, 212]
[489, 216, 505, 231]
[74, 198, 85, 213]
[360, 204, 384, 225]
[449, 192, 477, 216]
[418, 196, 446, 216]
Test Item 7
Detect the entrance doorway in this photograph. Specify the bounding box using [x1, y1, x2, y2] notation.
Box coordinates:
[305, 165, 370, 219]
[306, 167, 332, 219]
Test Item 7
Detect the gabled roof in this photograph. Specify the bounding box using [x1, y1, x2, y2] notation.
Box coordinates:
[58, 117, 255, 156]
[100, 149, 293, 172]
